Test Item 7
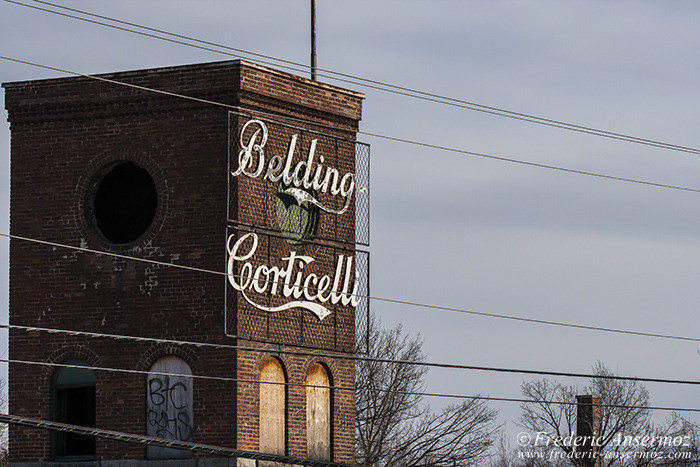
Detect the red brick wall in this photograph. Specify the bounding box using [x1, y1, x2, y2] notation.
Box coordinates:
[3, 60, 363, 464]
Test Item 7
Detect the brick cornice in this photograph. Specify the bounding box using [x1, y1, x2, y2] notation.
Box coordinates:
[4, 60, 363, 127]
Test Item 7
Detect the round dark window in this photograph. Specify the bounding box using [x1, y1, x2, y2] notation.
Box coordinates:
[88, 162, 157, 245]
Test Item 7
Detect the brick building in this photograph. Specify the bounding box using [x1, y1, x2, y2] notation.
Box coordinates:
[3, 60, 367, 465]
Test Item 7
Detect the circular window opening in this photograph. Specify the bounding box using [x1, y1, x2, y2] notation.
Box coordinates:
[89, 162, 157, 245]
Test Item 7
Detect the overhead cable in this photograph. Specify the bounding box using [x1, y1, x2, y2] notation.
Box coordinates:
[5, 331, 700, 388]
[4, 357, 700, 413]
[6, 0, 700, 156]
[1, 357, 353, 390]
[0, 413, 355, 466]
[2, 231, 700, 346]
[7, 321, 700, 389]
[6, 322, 700, 386]
[2, 56, 700, 195]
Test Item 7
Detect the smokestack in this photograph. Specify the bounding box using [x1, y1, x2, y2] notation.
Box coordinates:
[576, 395, 603, 467]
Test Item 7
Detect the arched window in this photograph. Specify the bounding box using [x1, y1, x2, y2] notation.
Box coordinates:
[306, 363, 331, 461]
[146, 356, 193, 460]
[51, 359, 96, 461]
[259, 357, 286, 455]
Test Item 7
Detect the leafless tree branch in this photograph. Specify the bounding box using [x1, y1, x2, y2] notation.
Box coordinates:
[356, 313, 499, 466]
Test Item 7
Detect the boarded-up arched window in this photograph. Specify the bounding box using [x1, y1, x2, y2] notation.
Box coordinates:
[260, 357, 286, 455]
[306, 363, 331, 461]
[146, 356, 193, 460]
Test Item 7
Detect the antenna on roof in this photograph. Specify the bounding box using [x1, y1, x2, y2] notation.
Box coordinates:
[311, 0, 317, 81]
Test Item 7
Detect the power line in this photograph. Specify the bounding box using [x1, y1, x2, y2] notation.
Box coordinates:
[0, 413, 355, 466]
[2, 4, 698, 432]
[0, 241, 695, 406]
[5, 326, 700, 389]
[5, 321, 700, 391]
[358, 130, 700, 193]
[3, 11, 699, 348]
[6, 0, 700, 157]
[3, 55, 700, 194]
[3, 231, 700, 346]
[1, 54, 700, 403]
[5, 356, 700, 412]
[4, 357, 700, 414]
[0, 357, 353, 390]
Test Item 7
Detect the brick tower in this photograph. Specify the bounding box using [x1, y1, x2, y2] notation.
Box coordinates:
[3, 60, 367, 465]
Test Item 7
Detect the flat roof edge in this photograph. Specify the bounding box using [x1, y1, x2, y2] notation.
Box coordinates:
[1, 59, 365, 99]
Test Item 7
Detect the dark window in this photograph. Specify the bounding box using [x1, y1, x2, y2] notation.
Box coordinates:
[89, 161, 157, 244]
[51, 360, 96, 461]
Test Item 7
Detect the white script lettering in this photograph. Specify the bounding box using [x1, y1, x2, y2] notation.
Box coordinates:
[226, 232, 359, 320]
[231, 119, 355, 215]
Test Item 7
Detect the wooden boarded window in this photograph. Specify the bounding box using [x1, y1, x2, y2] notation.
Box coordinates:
[260, 357, 286, 455]
[146, 356, 193, 460]
[306, 363, 331, 461]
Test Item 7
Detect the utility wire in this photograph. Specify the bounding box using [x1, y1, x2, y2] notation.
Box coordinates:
[1, 57, 699, 400]
[358, 131, 700, 193]
[2, 55, 700, 195]
[0, 413, 355, 466]
[4, 357, 700, 414]
[6, 321, 700, 394]
[5, 327, 700, 388]
[8, 351, 700, 388]
[0, 239, 696, 403]
[0, 357, 354, 390]
[6, 0, 700, 157]
[2, 231, 700, 346]
[2, 3, 698, 420]
[7, 321, 700, 389]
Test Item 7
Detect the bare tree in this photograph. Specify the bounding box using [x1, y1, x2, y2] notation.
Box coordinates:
[514, 362, 698, 466]
[631, 412, 699, 466]
[356, 313, 499, 466]
[488, 428, 571, 467]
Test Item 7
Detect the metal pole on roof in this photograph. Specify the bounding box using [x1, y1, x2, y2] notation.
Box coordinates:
[311, 0, 317, 80]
